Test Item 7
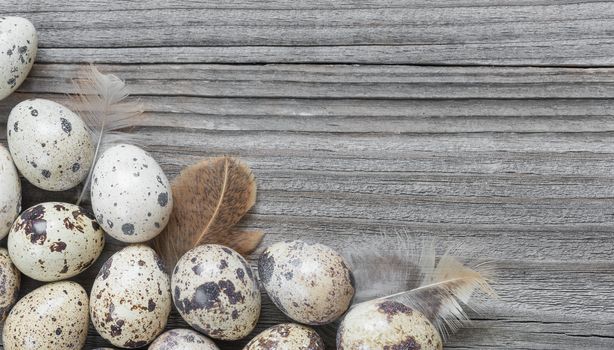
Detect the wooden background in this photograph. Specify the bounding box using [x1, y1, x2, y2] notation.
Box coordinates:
[2, 0, 614, 349]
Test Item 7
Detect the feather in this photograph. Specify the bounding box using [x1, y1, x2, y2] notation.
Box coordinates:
[151, 156, 264, 269]
[344, 234, 435, 304]
[385, 253, 496, 339]
[344, 235, 496, 340]
[71, 64, 144, 205]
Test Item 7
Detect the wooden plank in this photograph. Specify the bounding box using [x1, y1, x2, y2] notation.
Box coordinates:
[1, 62, 614, 348]
[1, 64, 614, 134]
[2, 1, 614, 65]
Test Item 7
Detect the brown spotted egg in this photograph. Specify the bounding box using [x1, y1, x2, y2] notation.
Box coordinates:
[91, 144, 172, 243]
[258, 240, 355, 325]
[149, 328, 220, 350]
[0, 17, 37, 101]
[244, 323, 325, 350]
[7, 98, 94, 191]
[172, 244, 261, 341]
[3, 281, 89, 350]
[0, 144, 20, 239]
[0, 248, 20, 322]
[90, 245, 171, 348]
[336, 300, 443, 350]
[8, 202, 105, 282]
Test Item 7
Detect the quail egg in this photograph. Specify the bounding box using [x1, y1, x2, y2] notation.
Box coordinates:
[0, 17, 37, 101]
[244, 323, 325, 350]
[2, 281, 89, 350]
[90, 245, 171, 348]
[0, 248, 20, 322]
[172, 244, 261, 340]
[7, 98, 94, 191]
[8, 202, 105, 281]
[0, 144, 20, 239]
[258, 240, 355, 325]
[91, 144, 172, 243]
[150, 329, 220, 350]
[336, 300, 443, 350]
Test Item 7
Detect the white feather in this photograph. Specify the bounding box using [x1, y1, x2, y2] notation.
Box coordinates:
[344, 234, 496, 341]
[71, 65, 144, 205]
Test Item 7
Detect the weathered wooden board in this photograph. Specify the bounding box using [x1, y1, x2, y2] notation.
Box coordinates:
[3, 0, 614, 65]
[1, 0, 614, 349]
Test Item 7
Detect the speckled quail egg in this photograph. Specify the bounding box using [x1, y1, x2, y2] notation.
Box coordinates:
[90, 245, 171, 348]
[7, 98, 94, 191]
[91, 144, 172, 243]
[150, 329, 220, 350]
[172, 244, 261, 341]
[8, 202, 105, 281]
[0, 144, 20, 239]
[0, 17, 37, 101]
[336, 300, 443, 350]
[258, 240, 355, 325]
[244, 323, 325, 350]
[3, 281, 89, 350]
[0, 248, 20, 322]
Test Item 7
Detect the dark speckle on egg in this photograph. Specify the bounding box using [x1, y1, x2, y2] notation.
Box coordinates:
[157, 192, 168, 207]
[258, 252, 275, 286]
[60, 117, 72, 134]
[122, 223, 135, 235]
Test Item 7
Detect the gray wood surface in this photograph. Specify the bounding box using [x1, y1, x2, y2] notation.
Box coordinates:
[1, 0, 614, 349]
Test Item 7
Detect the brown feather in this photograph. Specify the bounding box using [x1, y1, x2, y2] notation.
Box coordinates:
[151, 156, 263, 269]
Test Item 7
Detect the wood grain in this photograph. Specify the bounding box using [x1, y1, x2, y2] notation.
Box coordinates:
[1, 0, 614, 349]
[2, 0, 614, 65]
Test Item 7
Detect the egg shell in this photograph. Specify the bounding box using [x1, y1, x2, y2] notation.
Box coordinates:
[8, 202, 105, 281]
[91, 144, 172, 243]
[0, 248, 20, 322]
[7, 98, 94, 191]
[0, 144, 20, 239]
[336, 300, 443, 350]
[90, 245, 171, 348]
[149, 329, 220, 350]
[243, 323, 325, 350]
[0, 17, 37, 101]
[2, 281, 89, 350]
[258, 240, 355, 325]
[172, 244, 261, 341]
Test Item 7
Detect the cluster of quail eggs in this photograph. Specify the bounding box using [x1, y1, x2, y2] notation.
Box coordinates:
[0, 15, 446, 350]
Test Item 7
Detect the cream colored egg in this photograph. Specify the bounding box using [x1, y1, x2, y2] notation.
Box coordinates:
[336, 300, 443, 350]
[172, 244, 261, 341]
[91, 144, 172, 243]
[90, 245, 171, 348]
[0, 17, 37, 101]
[8, 202, 105, 281]
[258, 240, 355, 325]
[3, 281, 89, 350]
[150, 329, 220, 350]
[0, 248, 20, 322]
[0, 144, 20, 239]
[244, 323, 325, 350]
[7, 98, 94, 191]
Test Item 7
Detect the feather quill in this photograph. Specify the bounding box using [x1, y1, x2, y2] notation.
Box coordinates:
[151, 156, 264, 269]
[71, 64, 144, 205]
[344, 235, 496, 340]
